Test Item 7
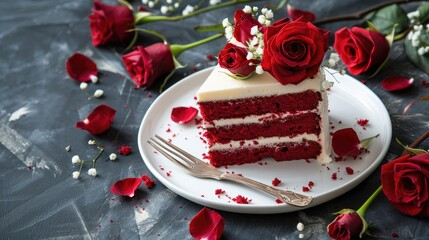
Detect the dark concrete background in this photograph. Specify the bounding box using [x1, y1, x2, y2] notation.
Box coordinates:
[0, 0, 428, 239]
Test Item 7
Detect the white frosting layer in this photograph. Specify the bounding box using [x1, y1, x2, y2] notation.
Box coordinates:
[204, 110, 317, 128]
[196, 65, 324, 102]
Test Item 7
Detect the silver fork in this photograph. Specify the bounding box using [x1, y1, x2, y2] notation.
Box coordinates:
[147, 135, 313, 207]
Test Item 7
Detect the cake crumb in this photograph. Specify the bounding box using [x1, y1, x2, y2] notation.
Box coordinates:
[357, 119, 369, 127]
[272, 177, 281, 186]
[331, 173, 337, 180]
[346, 167, 354, 175]
[232, 195, 251, 204]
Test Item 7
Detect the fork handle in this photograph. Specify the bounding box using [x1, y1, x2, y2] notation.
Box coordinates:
[220, 173, 313, 207]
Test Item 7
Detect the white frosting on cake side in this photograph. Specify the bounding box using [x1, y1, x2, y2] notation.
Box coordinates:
[196, 65, 324, 102]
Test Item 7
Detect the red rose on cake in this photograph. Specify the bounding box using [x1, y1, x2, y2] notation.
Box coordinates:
[334, 27, 389, 75]
[218, 43, 259, 77]
[261, 19, 329, 85]
[233, 9, 263, 45]
[89, 1, 135, 47]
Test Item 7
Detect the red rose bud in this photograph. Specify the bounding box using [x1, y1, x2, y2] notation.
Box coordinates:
[171, 106, 198, 124]
[189, 207, 224, 240]
[381, 153, 429, 217]
[110, 177, 143, 197]
[332, 128, 361, 157]
[122, 43, 175, 88]
[233, 10, 263, 45]
[261, 19, 329, 85]
[327, 210, 367, 240]
[89, 1, 135, 46]
[218, 43, 258, 77]
[76, 104, 116, 135]
[334, 27, 389, 75]
[381, 76, 414, 92]
[66, 53, 98, 82]
[287, 4, 316, 22]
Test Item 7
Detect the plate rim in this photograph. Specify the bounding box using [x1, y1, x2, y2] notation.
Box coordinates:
[137, 66, 392, 214]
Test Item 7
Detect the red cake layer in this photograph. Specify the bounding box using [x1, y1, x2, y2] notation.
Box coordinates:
[207, 141, 321, 167]
[198, 90, 322, 122]
[204, 112, 321, 145]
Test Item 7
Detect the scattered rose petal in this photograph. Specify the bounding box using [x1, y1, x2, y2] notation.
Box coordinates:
[76, 104, 116, 135]
[232, 195, 251, 204]
[66, 53, 98, 82]
[189, 208, 224, 240]
[381, 76, 414, 92]
[171, 106, 198, 124]
[287, 4, 316, 22]
[332, 128, 361, 157]
[118, 144, 132, 155]
[141, 174, 155, 188]
[272, 177, 281, 186]
[110, 177, 142, 197]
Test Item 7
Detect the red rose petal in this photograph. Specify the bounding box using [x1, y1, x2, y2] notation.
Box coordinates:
[118, 144, 132, 155]
[332, 128, 361, 157]
[189, 208, 224, 240]
[76, 104, 116, 135]
[66, 53, 98, 82]
[110, 177, 142, 197]
[381, 76, 414, 92]
[141, 174, 155, 189]
[287, 4, 316, 22]
[171, 106, 198, 124]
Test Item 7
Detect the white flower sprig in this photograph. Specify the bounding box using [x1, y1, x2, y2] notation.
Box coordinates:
[69, 139, 104, 179]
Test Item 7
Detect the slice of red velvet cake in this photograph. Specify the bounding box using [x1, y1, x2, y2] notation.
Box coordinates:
[196, 66, 332, 167]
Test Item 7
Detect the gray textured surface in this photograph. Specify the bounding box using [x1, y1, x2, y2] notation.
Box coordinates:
[1, 0, 428, 239]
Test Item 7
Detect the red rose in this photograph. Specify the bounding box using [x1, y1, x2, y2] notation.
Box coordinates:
[334, 27, 389, 75]
[381, 153, 429, 217]
[261, 19, 329, 85]
[89, 1, 134, 47]
[122, 43, 175, 88]
[327, 211, 366, 240]
[233, 10, 262, 45]
[218, 43, 258, 77]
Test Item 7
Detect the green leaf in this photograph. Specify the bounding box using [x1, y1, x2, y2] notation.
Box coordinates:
[117, 0, 133, 10]
[124, 31, 138, 51]
[365, 4, 408, 35]
[404, 30, 429, 74]
[194, 24, 224, 33]
[360, 134, 379, 149]
[418, 2, 429, 24]
[396, 138, 429, 155]
[365, 20, 380, 32]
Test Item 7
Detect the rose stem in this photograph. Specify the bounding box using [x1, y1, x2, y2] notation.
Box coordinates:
[170, 33, 224, 57]
[400, 129, 429, 156]
[313, 0, 420, 25]
[136, 0, 260, 24]
[356, 185, 382, 217]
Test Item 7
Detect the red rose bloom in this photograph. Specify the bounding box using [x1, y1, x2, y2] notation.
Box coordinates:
[218, 43, 258, 77]
[233, 10, 262, 45]
[89, 1, 135, 46]
[327, 211, 366, 240]
[381, 153, 429, 217]
[261, 19, 329, 85]
[334, 27, 389, 75]
[122, 43, 175, 88]
[76, 104, 116, 135]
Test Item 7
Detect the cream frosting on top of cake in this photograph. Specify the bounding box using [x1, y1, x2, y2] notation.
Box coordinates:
[196, 65, 324, 102]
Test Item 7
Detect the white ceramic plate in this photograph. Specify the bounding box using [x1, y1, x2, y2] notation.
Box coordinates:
[137, 67, 392, 214]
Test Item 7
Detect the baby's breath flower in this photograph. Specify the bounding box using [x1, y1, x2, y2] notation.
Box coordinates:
[166, 0, 172, 3]
[258, 15, 266, 24]
[109, 153, 117, 161]
[90, 75, 98, 83]
[174, 2, 179, 8]
[88, 140, 96, 145]
[255, 65, 264, 74]
[94, 89, 104, 98]
[255, 47, 263, 55]
[297, 222, 305, 231]
[339, 69, 346, 75]
[298, 233, 304, 239]
[160, 5, 169, 14]
[250, 36, 259, 46]
[80, 82, 88, 90]
[148, 1, 155, 8]
[330, 53, 340, 62]
[261, 8, 268, 14]
[265, 20, 272, 26]
[88, 168, 97, 177]
[142, 0, 148, 4]
[210, 0, 221, 5]
[222, 18, 230, 27]
[418, 47, 426, 56]
[65, 145, 71, 152]
[246, 51, 254, 60]
[252, 6, 258, 12]
[72, 171, 80, 179]
[264, 9, 274, 19]
[250, 25, 259, 35]
[328, 58, 336, 67]
[72, 155, 81, 164]
[182, 5, 194, 16]
[243, 5, 252, 13]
